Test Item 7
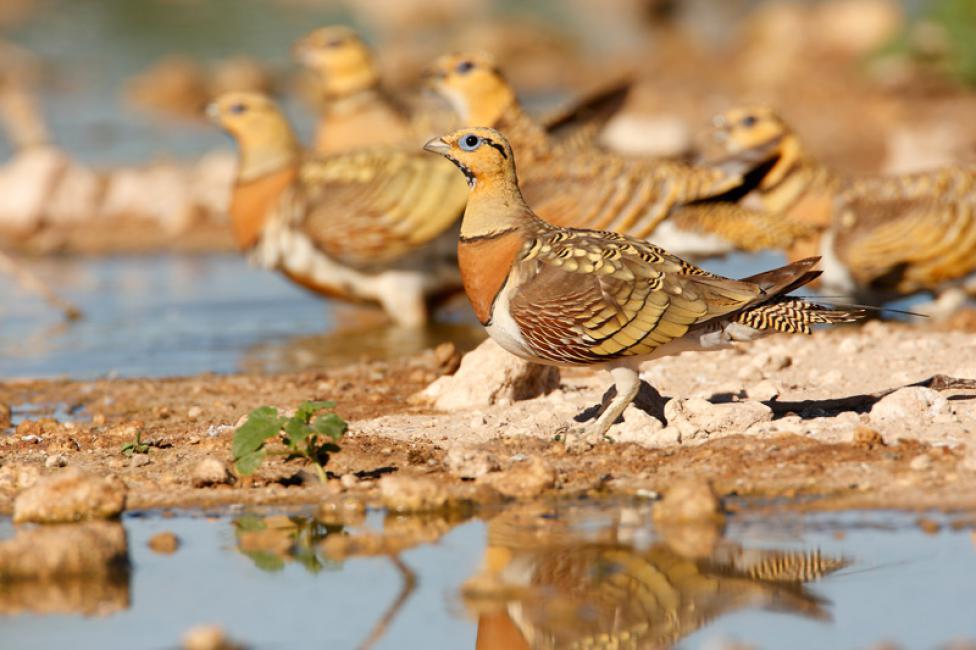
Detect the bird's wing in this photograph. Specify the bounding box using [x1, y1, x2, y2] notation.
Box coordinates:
[834, 194, 976, 291]
[520, 153, 747, 241]
[296, 149, 468, 267]
[669, 202, 818, 252]
[539, 76, 633, 150]
[508, 228, 762, 363]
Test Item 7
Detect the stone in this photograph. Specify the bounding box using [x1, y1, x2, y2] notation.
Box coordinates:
[191, 457, 232, 487]
[147, 531, 181, 554]
[481, 456, 556, 499]
[852, 426, 885, 448]
[421, 339, 560, 410]
[653, 479, 724, 523]
[445, 447, 500, 479]
[0, 521, 128, 579]
[664, 398, 773, 442]
[379, 475, 449, 513]
[187, 406, 203, 420]
[753, 351, 792, 373]
[610, 405, 674, 448]
[871, 387, 951, 423]
[909, 453, 932, 472]
[13, 469, 126, 523]
[43, 454, 67, 468]
[746, 380, 781, 401]
[182, 625, 244, 650]
[130, 453, 151, 468]
[340, 474, 359, 489]
[0, 463, 40, 490]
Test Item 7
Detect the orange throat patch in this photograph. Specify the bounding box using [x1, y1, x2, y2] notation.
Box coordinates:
[229, 165, 298, 250]
[457, 230, 523, 325]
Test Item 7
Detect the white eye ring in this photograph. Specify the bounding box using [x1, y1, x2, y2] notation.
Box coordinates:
[459, 134, 481, 151]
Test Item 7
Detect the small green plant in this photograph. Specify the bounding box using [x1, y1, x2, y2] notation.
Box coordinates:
[232, 400, 347, 483]
[120, 430, 150, 456]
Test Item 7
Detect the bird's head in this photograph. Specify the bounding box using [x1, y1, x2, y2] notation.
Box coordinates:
[424, 127, 516, 190]
[705, 105, 804, 190]
[293, 26, 378, 96]
[708, 105, 793, 159]
[207, 92, 299, 178]
[425, 52, 515, 125]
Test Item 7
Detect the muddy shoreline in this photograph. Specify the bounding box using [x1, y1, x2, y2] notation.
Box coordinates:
[2, 316, 976, 517]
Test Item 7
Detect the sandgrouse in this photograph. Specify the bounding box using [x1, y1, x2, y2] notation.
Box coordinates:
[209, 91, 468, 327]
[707, 105, 976, 311]
[426, 53, 809, 259]
[424, 127, 861, 443]
[295, 27, 633, 155]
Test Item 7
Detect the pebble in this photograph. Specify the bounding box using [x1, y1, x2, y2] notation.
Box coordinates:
[13, 469, 127, 523]
[191, 457, 232, 487]
[44, 454, 67, 468]
[746, 380, 781, 401]
[182, 624, 243, 650]
[340, 474, 359, 489]
[187, 406, 203, 420]
[379, 475, 449, 512]
[148, 531, 181, 554]
[481, 456, 555, 499]
[852, 426, 885, 448]
[446, 447, 500, 479]
[130, 453, 151, 468]
[665, 398, 773, 441]
[909, 454, 932, 471]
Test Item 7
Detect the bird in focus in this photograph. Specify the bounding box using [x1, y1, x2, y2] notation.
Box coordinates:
[424, 127, 861, 444]
[426, 52, 811, 259]
[208, 91, 468, 328]
[706, 105, 976, 314]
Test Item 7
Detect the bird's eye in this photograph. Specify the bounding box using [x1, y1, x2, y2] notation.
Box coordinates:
[459, 134, 481, 151]
[455, 60, 474, 74]
[326, 37, 345, 48]
[740, 115, 757, 127]
[229, 103, 248, 115]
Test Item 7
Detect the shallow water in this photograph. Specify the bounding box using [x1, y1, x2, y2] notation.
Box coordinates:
[0, 252, 779, 379]
[0, 502, 974, 649]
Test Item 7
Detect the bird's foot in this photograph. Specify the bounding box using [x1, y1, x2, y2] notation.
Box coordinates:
[557, 422, 613, 453]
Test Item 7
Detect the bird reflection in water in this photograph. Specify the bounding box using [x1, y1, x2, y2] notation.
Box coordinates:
[464, 503, 848, 650]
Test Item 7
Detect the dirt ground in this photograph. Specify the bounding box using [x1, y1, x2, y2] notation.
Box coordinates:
[2, 314, 976, 516]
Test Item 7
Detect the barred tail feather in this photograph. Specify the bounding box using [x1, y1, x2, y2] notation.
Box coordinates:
[736, 297, 864, 334]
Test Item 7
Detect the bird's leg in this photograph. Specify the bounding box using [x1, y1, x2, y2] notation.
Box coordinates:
[375, 271, 428, 328]
[564, 364, 640, 450]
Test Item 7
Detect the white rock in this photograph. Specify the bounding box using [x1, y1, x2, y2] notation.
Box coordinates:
[610, 404, 672, 447]
[421, 339, 560, 411]
[871, 387, 951, 423]
[43, 454, 67, 468]
[746, 380, 781, 401]
[665, 398, 773, 442]
[445, 447, 499, 479]
[909, 453, 932, 471]
[191, 457, 232, 487]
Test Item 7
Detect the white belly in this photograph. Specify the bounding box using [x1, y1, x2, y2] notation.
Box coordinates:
[648, 220, 734, 259]
[484, 280, 536, 360]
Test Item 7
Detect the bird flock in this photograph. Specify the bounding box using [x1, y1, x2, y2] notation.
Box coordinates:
[210, 26, 974, 444]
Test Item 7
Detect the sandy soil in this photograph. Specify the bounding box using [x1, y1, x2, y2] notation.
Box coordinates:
[3, 316, 976, 515]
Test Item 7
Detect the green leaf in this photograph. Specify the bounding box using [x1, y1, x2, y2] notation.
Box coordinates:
[283, 417, 311, 446]
[295, 400, 336, 422]
[313, 413, 347, 441]
[234, 449, 266, 476]
[232, 406, 284, 459]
